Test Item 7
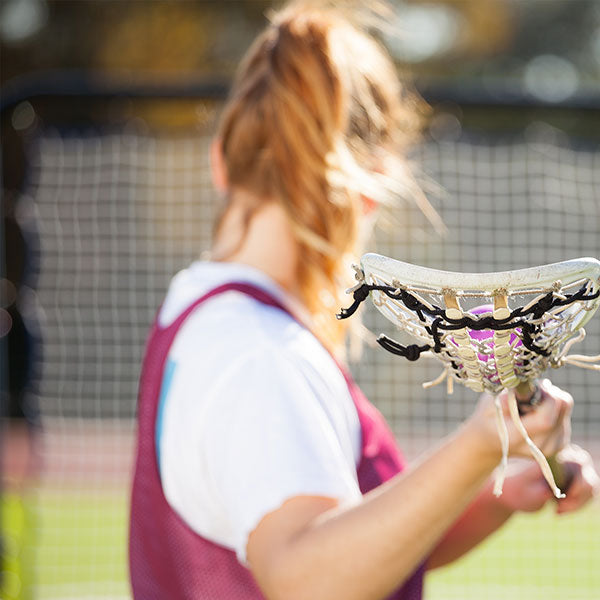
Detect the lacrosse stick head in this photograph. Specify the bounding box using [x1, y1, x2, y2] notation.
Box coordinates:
[338, 254, 600, 498]
[341, 254, 600, 395]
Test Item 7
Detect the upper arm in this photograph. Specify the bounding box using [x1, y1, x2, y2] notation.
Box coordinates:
[200, 347, 361, 562]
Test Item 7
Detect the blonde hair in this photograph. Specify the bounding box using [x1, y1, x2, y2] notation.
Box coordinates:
[215, 1, 427, 354]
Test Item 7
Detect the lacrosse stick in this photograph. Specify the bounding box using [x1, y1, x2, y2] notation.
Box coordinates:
[338, 254, 600, 497]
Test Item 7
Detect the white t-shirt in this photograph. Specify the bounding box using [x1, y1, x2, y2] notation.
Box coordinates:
[157, 262, 362, 563]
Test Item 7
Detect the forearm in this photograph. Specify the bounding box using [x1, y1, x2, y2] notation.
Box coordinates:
[426, 444, 595, 568]
[249, 421, 499, 600]
[426, 479, 513, 569]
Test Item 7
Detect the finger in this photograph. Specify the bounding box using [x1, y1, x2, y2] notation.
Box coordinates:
[518, 395, 561, 440]
[556, 443, 588, 465]
[538, 417, 571, 457]
[516, 379, 567, 415]
[541, 379, 574, 416]
[521, 385, 572, 450]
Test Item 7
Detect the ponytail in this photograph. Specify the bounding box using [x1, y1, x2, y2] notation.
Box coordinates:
[216, 2, 431, 354]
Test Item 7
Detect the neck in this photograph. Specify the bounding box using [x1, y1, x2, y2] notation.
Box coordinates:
[212, 190, 300, 297]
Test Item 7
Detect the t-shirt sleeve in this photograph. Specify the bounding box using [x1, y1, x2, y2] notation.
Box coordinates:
[201, 346, 362, 563]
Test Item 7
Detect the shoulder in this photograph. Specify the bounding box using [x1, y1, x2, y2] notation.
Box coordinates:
[171, 293, 348, 416]
[158, 261, 340, 389]
[170, 286, 306, 367]
[158, 261, 290, 328]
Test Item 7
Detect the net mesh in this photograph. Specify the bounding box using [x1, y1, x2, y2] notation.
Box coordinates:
[5, 96, 600, 599]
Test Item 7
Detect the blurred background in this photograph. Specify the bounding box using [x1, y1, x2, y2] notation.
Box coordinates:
[1, 1, 599, 599]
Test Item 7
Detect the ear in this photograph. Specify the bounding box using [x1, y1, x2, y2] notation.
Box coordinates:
[210, 137, 228, 193]
[361, 194, 378, 215]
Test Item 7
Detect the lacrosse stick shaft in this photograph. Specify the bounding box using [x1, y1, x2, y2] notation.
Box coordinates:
[514, 381, 572, 493]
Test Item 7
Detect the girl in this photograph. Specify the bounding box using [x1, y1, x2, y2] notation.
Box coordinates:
[129, 3, 598, 599]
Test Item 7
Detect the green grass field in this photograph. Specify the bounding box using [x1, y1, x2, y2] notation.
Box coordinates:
[4, 489, 599, 599]
[428, 503, 600, 600]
